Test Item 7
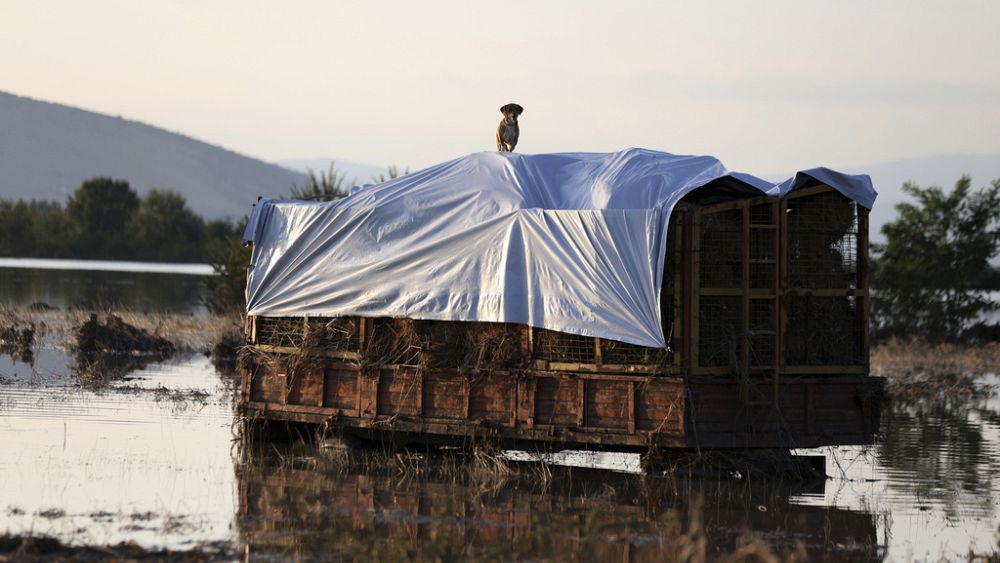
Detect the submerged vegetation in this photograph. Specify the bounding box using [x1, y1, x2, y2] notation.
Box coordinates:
[872, 339, 1000, 403]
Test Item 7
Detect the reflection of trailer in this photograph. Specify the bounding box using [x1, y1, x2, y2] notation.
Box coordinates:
[238, 464, 879, 559]
[241, 172, 883, 452]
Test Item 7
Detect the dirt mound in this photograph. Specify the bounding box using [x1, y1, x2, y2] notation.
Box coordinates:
[0, 323, 35, 363]
[75, 314, 175, 356]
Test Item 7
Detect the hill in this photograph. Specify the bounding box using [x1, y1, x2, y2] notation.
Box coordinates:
[279, 158, 388, 186]
[0, 91, 306, 219]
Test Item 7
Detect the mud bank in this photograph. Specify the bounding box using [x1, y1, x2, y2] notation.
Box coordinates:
[0, 534, 236, 562]
[872, 339, 1000, 402]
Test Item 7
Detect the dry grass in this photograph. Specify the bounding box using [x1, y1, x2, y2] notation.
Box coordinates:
[0, 305, 240, 353]
[872, 338, 1000, 402]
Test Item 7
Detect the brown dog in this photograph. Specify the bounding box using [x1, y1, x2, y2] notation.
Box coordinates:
[496, 103, 523, 152]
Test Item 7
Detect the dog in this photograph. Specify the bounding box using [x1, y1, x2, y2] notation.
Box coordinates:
[495, 103, 523, 152]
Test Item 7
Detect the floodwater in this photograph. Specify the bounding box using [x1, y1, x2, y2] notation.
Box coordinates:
[1, 264, 999, 560]
[0, 258, 211, 313]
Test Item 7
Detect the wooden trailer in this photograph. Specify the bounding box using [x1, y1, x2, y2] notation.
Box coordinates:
[241, 184, 884, 452]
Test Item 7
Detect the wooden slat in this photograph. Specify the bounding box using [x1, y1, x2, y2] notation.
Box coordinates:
[627, 381, 636, 433]
[690, 209, 701, 370]
[858, 207, 870, 371]
[741, 200, 750, 378]
[254, 344, 360, 361]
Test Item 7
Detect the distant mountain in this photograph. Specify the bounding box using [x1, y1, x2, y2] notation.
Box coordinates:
[0, 91, 306, 219]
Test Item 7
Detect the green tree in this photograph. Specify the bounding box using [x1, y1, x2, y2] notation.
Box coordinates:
[0, 200, 71, 258]
[872, 176, 1000, 341]
[290, 163, 352, 201]
[126, 189, 206, 262]
[65, 177, 140, 259]
[203, 217, 251, 314]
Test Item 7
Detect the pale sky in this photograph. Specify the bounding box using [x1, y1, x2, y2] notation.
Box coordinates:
[3, 0, 999, 174]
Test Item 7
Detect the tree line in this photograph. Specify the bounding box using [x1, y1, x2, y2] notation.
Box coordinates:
[0, 177, 242, 263]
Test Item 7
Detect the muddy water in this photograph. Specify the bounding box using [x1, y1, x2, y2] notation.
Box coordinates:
[1, 343, 998, 560]
[0, 258, 210, 313]
[1, 266, 998, 560]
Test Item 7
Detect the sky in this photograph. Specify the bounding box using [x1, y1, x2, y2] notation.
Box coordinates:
[3, 0, 999, 175]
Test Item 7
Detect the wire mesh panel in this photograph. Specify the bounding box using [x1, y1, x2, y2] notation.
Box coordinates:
[305, 317, 360, 352]
[600, 339, 667, 366]
[534, 328, 596, 364]
[699, 209, 743, 289]
[750, 202, 775, 225]
[787, 190, 859, 289]
[784, 296, 863, 365]
[698, 296, 743, 368]
[418, 321, 524, 370]
[748, 299, 776, 367]
[255, 317, 304, 348]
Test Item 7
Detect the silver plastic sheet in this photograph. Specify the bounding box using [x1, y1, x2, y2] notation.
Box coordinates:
[244, 148, 875, 348]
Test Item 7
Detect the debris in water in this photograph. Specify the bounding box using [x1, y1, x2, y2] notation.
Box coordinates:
[0, 322, 35, 364]
[75, 313, 175, 356]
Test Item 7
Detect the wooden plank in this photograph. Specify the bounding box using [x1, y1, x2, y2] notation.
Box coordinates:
[783, 365, 867, 375]
[254, 344, 360, 361]
[690, 208, 701, 370]
[858, 207, 870, 371]
[627, 382, 636, 433]
[778, 195, 788, 375]
[741, 200, 750, 377]
[469, 377, 514, 423]
[423, 373, 466, 419]
[360, 371, 378, 419]
[323, 368, 359, 413]
[577, 379, 585, 426]
[517, 378, 536, 429]
[462, 377, 471, 419]
[287, 370, 323, 407]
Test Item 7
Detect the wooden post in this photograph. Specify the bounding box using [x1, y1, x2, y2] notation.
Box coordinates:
[740, 201, 750, 376]
[690, 210, 701, 371]
[858, 207, 870, 371]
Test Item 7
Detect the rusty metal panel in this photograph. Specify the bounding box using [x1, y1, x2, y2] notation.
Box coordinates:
[250, 368, 286, 404]
[583, 380, 630, 430]
[469, 374, 515, 424]
[422, 372, 467, 420]
[287, 370, 324, 407]
[534, 377, 581, 427]
[376, 368, 422, 417]
[323, 366, 360, 414]
[634, 380, 684, 433]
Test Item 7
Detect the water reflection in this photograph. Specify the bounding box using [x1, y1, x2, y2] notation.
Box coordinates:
[879, 397, 1000, 520]
[236, 454, 879, 562]
[0, 263, 207, 313]
[0, 341, 997, 559]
